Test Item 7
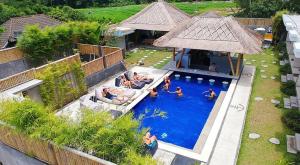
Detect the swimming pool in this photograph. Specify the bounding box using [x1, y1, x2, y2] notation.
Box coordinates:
[133, 72, 231, 149]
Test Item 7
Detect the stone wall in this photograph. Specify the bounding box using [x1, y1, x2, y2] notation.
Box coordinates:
[0, 58, 29, 79]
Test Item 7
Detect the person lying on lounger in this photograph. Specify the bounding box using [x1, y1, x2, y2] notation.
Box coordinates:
[102, 88, 126, 101]
[133, 72, 153, 82]
[143, 132, 157, 148]
[120, 75, 133, 88]
[169, 87, 183, 97]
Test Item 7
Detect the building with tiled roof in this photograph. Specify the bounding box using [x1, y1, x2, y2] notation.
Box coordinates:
[0, 14, 61, 49]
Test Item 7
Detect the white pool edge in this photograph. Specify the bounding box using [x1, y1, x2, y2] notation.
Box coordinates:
[199, 80, 237, 162]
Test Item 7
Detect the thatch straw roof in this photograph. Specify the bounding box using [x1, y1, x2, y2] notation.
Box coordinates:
[118, 0, 191, 32]
[154, 16, 262, 54]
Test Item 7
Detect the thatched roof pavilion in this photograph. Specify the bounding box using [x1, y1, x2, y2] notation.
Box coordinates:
[118, 0, 191, 32]
[154, 15, 262, 76]
[154, 16, 262, 54]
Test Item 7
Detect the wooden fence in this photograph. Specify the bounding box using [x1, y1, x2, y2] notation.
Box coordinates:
[105, 49, 123, 68]
[102, 46, 120, 56]
[236, 18, 273, 27]
[82, 57, 105, 77]
[0, 124, 115, 165]
[0, 54, 81, 92]
[0, 69, 35, 92]
[78, 43, 101, 56]
[0, 47, 24, 64]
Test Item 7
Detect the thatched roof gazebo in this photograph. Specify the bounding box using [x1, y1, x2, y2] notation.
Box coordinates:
[118, 0, 191, 32]
[154, 16, 262, 76]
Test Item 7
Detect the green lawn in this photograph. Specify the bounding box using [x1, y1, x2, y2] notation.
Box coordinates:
[237, 48, 296, 165]
[78, 1, 237, 23]
[124, 48, 172, 69]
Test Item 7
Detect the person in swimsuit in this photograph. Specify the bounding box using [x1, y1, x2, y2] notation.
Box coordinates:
[163, 76, 171, 91]
[133, 72, 153, 82]
[120, 75, 132, 88]
[169, 87, 183, 97]
[149, 88, 158, 97]
[143, 132, 157, 148]
[203, 88, 216, 100]
[102, 88, 125, 101]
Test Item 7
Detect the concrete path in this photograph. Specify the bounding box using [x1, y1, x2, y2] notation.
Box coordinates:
[208, 66, 255, 165]
[0, 142, 46, 165]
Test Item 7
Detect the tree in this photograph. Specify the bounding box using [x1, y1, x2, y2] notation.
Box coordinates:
[17, 25, 53, 66]
[272, 10, 289, 44]
[234, 0, 283, 18]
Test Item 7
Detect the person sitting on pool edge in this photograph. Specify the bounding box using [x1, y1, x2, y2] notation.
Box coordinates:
[143, 132, 157, 149]
[169, 87, 183, 97]
[163, 76, 171, 91]
[149, 88, 158, 97]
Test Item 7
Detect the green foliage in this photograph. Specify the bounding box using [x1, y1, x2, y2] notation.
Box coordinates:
[280, 81, 296, 96]
[47, 6, 86, 22]
[272, 10, 289, 45]
[235, 0, 283, 18]
[0, 3, 20, 24]
[18, 22, 103, 67]
[0, 26, 4, 34]
[0, 99, 154, 164]
[37, 62, 87, 109]
[121, 150, 157, 165]
[0, 99, 48, 134]
[282, 110, 300, 132]
[17, 25, 53, 66]
[279, 64, 291, 75]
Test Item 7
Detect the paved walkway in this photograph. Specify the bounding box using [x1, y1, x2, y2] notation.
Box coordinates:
[209, 66, 255, 165]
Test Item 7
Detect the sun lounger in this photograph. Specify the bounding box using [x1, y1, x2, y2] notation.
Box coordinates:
[115, 76, 146, 89]
[95, 87, 136, 105]
[124, 71, 154, 84]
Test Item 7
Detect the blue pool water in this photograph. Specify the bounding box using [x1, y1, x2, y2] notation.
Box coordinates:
[133, 72, 231, 149]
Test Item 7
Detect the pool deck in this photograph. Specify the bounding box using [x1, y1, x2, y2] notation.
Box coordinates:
[163, 61, 238, 79]
[193, 91, 227, 153]
[208, 65, 255, 165]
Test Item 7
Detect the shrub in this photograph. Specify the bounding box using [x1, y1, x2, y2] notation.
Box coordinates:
[272, 10, 289, 44]
[282, 110, 300, 132]
[0, 99, 154, 164]
[281, 81, 296, 96]
[17, 25, 53, 66]
[0, 99, 48, 134]
[280, 64, 292, 74]
[47, 6, 86, 22]
[36, 62, 87, 109]
[18, 22, 103, 67]
[121, 150, 157, 165]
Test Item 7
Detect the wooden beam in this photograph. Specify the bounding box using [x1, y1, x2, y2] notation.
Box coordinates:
[235, 54, 243, 76]
[227, 53, 235, 76]
[176, 48, 185, 68]
[173, 48, 176, 61]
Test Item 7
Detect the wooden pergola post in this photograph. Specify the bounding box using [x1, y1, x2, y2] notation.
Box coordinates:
[176, 48, 185, 68]
[235, 53, 243, 76]
[227, 52, 235, 76]
[173, 48, 176, 61]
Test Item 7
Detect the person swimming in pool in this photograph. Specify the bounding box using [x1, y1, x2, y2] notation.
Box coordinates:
[203, 88, 216, 100]
[149, 88, 158, 97]
[163, 76, 171, 91]
[169, 87, 183, 97]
